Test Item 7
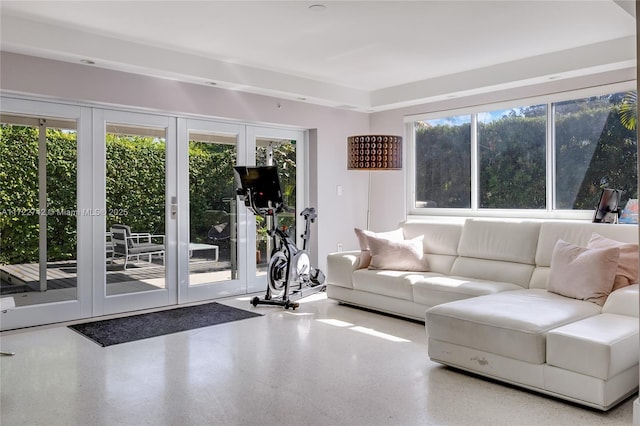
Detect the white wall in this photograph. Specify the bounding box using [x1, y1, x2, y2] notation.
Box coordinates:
[0, 52, 371, 270]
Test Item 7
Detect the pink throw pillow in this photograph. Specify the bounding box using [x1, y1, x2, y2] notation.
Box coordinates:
[548, 240, 620, 306]
[354, 228, 404, 269]
[587, 233, 639, 291]
[367, 234, 429, 272]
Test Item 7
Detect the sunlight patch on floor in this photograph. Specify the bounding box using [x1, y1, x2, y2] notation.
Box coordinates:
[316, 318, 353, 327]
[317, 318, 411, 343]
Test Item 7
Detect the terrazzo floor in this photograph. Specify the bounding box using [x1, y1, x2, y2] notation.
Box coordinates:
[0, 293, 634, 426]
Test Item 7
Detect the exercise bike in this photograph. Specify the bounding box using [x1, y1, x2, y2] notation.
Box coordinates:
[234, 166, 326, 310]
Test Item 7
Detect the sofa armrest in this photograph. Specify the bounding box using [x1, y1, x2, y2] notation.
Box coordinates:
[547, 313, 639, 380]
[602, 284, 639, 317]
[326, 251, 361, 289]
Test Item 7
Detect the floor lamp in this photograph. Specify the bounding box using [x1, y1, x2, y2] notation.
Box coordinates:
[347, 135, 402, 229]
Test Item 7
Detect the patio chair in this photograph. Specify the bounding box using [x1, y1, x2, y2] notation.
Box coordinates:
[207, 222, 230, 246]
[109, 224, 165, 270]
[106, 232, 114, 260]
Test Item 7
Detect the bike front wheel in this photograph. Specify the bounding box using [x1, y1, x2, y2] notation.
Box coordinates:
[267, 251, 288, 297]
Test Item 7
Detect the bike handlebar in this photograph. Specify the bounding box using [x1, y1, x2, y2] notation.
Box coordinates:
[300, 207, 317, 221]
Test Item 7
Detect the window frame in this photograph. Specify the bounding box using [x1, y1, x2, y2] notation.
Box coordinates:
[405, 81, 637, 220]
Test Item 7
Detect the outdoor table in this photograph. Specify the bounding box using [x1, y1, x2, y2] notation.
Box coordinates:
[188, 243, 219, 262]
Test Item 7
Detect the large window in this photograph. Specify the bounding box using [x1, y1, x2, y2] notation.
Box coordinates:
[555, 94, 638, 210]
[415, 115, 471, 208]
[411, 87, 637, 216]
[478, 105, 547, 209]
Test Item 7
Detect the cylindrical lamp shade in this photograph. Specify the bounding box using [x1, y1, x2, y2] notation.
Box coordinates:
[347, 135, 402, 170]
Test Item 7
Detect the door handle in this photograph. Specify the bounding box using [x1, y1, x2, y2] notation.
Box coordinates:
[171, 196, 177, 219]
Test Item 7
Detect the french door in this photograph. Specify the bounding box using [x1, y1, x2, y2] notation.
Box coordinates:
[178, 119, 247, 303]
[247, 126, 306, 294]
[1, 95, 307, 329]
[92, 115, 307, 313]
[177, 121, 306, 303]
[0, 97, 91, 329]
[93, 109, 177, 315]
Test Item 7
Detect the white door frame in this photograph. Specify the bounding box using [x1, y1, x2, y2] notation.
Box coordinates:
[92, 108, 178, 316]
[0, 96, 91, 329]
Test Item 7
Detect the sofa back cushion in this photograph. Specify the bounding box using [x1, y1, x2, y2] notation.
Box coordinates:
[450, 219, 541, 287]
[401, 220, 463, 274]
[531, 221, 639, 289]
[457, 219, 541, 263]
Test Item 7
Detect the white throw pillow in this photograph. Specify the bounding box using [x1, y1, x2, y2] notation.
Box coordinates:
[354, 228, 404, 269]
[367, 234, 429, 272]
[548, 239, 620, 306]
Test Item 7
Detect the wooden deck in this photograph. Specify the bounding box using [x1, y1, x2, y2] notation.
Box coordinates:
[0, 262, 78, 293]
[0, 258, 232, 296]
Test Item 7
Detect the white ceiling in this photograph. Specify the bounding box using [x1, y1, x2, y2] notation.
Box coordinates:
[0, 1, 636, 112]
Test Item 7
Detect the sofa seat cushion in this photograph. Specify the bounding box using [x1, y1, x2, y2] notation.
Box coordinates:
[426, 289, 602, 364]
[352, 269, 442, 301]
[412, 275, 523, 306]
[450, 257, 535, 288]
[547, 313, 639, 380]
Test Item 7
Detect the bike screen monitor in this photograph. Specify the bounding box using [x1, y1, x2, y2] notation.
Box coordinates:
[234, 166, 283, 209]
[593, 188, 622, 223]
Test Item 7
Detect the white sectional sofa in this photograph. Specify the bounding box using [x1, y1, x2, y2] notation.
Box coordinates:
[326, 218, 639, 410]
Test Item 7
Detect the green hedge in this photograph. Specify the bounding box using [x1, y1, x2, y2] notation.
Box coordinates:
[416, 99, 638, 210]
[0, 125, 297, 264]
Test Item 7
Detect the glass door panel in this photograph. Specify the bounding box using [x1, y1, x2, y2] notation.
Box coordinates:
[0, 114, 78, 307]
[188, 132, 237, 285]
[105, 124, 167, 295]
[179, 119, 245, 303]
[97, 110, 176, 316]
[255, 138, 297, 276]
